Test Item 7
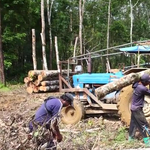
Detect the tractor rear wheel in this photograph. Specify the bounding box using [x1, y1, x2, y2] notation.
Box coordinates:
[117, 85, 150, 127]
[61, 99, 85, 125]
[117, 85, 133, 126]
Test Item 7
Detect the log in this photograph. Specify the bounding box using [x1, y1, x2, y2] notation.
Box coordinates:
[41, 70, 58, 78]
[33, 86, 39, 93]
[41, 80, 59, 86]
[55, 36, 60, 72]
[35, 77, 60, 86]
[38, 74, 58, 82]
[38, 70, 70, 82]
[39, 85, 59, 92]
[33, 79, 42, 86]
[42, 70, 69, 77]
[95, 69, 150, 99]
[38, 70, 60, 82]
[24, 77, 33, 83]
[32, 29, 37, 70]
[26, 82, 40, 94]
[26, 87, 34, 94]
[26, 86, 39, 94]
[28, 70, 43, 78]
[24, 77, 33, 87]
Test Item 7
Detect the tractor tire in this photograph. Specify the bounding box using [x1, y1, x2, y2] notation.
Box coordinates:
[117, 85, 133, 127]
[61, 99, 85, 125]
[117, 85, 150, 127]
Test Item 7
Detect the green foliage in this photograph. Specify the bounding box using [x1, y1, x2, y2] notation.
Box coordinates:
[87, 119, 94, 126]
[1, 0, 150, 82]
[115, 127, 127, 142]
[4, 60, 12, 70]
[0, 83, 5, 88]
[0, 83, 10, 91]
[110, 20, 129, 45]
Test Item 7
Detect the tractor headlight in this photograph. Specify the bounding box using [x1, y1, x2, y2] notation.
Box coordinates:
[85, 84, 90, 88]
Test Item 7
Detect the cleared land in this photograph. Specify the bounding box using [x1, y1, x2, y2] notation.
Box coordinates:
[0, 85, 147, 150]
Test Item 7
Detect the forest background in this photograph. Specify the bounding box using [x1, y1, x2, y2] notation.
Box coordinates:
[0, 0, 150, 84]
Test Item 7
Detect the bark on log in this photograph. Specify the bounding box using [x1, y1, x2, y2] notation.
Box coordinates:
[28, 70, 43, 78]
[41, 80, 59, 86]
[41, 70, 67, 76]
[35, 77, 60, 86]
[32, 29, 37, 70]
[39, 85, 59, 92]
[95, 69, 150, 99]
[38, 74, 59, 82]
[38, 70, 68, 82]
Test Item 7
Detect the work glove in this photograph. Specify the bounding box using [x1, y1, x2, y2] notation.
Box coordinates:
[55, 133, 63, 142]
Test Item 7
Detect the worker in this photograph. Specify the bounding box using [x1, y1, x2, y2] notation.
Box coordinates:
[128, 73, 150, 146]
[28, 93, 74, 149]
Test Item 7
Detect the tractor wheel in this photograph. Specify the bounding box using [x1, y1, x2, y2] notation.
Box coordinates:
[61, 99, 85, 125]
[117, 85, 133, 127]
[117, 85, 150, 127]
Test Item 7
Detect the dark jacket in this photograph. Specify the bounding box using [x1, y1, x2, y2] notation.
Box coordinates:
[131, 82, 150, 111]
[29, 98, 62, 132]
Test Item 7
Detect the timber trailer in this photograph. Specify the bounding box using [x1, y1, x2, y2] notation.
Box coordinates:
[58, 40, 150, 126]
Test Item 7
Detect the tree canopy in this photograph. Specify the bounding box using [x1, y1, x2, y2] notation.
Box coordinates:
[1, 0, 150, 82]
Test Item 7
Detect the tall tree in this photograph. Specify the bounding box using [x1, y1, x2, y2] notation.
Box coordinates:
[79, 0, 85, 55]
[41, 0, 48, 70]
[0, 8, 5, 85]
[129, 0, 139, 44]
[107, 0, 111, 49]
[106, 0, 111, 73]
[47, 0, 54, 69]
[32, 29, 37, 70]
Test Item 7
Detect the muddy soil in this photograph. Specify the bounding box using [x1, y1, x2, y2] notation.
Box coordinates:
[0, 85, 145, 150]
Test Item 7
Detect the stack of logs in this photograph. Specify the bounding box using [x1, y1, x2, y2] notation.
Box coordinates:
[24, 70, 67, 94]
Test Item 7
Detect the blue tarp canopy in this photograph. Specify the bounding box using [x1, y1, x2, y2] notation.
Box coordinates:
[119, 45, 150, 53]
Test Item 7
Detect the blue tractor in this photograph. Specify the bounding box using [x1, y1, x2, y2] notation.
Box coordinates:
[59, 42, 150, 125]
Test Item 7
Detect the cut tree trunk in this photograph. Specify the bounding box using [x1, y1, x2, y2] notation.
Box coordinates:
[33, 86, 39, 93]
[0, 8, 5, 85]
[32, 29, 37, 70]
[41, 0, 48, 70]
[95, 69, 150, 99]
[38, 74, 59, 82]
[55, 36, 60, 72]
[28, 70, 43, 78]
[38, 70, 68, 82]
[24, 77, 33, 83]
[39, 85, 59, 92]
[25, 70, 64, 94]
[41, 80, 59, 86]
[26, 87, 34, 94]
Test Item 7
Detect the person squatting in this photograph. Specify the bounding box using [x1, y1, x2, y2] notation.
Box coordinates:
[28, 93, 74, 150]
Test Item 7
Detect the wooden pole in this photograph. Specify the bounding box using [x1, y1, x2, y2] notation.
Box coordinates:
[0, 8, 5, 85]
[73, 37, 78, 58]
[55, 36, 60, 72]
[41, 0, 48, 70]
[47, 0, 54, 69]
[32, 29, 37, 70]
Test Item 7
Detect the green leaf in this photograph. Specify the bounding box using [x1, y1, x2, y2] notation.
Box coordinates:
[34, 131, 39, 137]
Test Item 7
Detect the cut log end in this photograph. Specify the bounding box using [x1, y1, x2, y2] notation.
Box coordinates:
[26, 87, 34, 94]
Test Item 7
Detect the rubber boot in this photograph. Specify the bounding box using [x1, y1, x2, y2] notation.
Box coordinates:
[128, 136, 134, 142]
[46, 140, 56, 150]
[143, 137, 150, 147]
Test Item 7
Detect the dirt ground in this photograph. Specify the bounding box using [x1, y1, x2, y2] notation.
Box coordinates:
[0, 85, 147, 150]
